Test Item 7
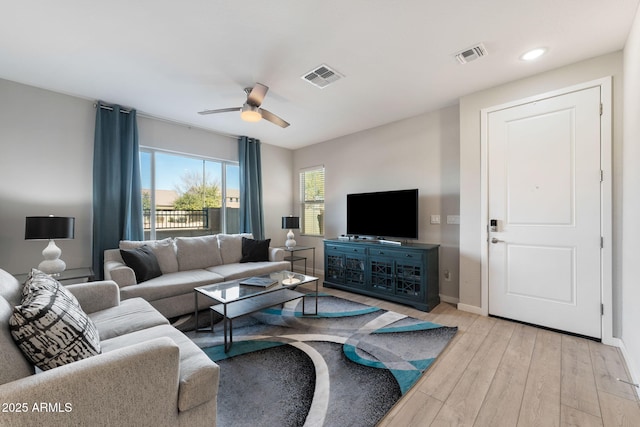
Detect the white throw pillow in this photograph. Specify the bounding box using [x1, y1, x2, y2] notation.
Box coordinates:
[120, 238, 178, 273]
[175, 235, 223, 270]
[217, 233, 253, 264]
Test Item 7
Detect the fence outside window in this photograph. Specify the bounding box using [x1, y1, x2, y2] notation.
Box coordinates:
[143, 209, 208, 230]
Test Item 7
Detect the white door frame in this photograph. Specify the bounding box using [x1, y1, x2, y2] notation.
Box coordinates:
[479, 77, 614, 345]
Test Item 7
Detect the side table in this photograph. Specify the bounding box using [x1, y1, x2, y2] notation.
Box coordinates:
[281, 246, 316, 275]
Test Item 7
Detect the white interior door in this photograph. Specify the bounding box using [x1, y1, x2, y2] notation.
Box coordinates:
[487, 86, 602, 338]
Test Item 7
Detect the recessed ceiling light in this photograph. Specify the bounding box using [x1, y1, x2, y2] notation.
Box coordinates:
[520, 48, 547, 61]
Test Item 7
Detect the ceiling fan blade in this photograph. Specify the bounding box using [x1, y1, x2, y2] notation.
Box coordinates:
[246, 83, 269, 107]
[260, 108, 290, 128]
[198, 107, 241, 115]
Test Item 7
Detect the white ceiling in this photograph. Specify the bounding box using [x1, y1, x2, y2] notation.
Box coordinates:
[1, 1, 638, 149]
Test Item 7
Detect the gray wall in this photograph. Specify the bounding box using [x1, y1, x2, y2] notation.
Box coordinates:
[622, 5, 640, 390]
[293, 105, 461, 300]
[0, 79, 94, 274]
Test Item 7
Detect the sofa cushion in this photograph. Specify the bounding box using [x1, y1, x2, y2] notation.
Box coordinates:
[120, 238, 178, 274]
[119, 270, 225, 302]
[240, 237, 271, 263]
[0, 269, 23, 306]
[100, 324, 219, 412]
[89, 297, 169, 340]
[10, 277, 101, 371]
[175, 235, 223, 271]
[208, 260, 290, 281]
[120, 245, 163, 283]
[0, 298, 34, 384]
[217, 233, 253, 264]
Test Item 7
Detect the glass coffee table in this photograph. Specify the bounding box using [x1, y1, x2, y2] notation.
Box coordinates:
[194, 271, 318, 352]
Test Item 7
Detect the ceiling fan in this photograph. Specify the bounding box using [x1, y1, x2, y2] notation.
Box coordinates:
[198, 83, 290, 128]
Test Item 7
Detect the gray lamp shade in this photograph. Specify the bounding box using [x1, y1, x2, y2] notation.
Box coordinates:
[25, 216, 75, 240]
[281, 216, 300, 229]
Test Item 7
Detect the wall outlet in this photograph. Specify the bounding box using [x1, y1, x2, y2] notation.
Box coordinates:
[430, 214, 441, 224]
[443, 270, 451, 281]
[446, 215, 460, 225]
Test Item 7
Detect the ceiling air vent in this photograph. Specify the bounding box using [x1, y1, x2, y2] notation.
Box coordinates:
[301, 64, 344, 88]
[455, 43, 488, 64]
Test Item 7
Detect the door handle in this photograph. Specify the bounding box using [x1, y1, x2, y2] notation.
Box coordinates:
[491, 238, 504, 244]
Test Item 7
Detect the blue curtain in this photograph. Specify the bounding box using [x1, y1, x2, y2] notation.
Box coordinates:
[92, 101, 143, 279]
[238, 136, 265, 240]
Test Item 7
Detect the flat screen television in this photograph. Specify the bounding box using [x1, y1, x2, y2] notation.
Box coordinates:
[346, 189, 419, 240]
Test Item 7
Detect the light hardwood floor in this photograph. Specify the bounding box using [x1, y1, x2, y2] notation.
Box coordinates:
[298, 282, 640, 427]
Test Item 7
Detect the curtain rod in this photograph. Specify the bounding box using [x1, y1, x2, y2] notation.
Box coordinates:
[92, 101, 241, 140]
[93, 103, 131, 114]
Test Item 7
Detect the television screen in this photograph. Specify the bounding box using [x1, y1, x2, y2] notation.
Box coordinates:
[346, 189, 418, 239]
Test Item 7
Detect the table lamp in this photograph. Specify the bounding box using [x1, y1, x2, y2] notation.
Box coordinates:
[25, 215, 75, 275]
[281, 216, 300, 249]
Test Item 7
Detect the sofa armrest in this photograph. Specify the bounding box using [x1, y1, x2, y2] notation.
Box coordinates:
[269, 247, 285, 262]
[0, 337, 181, 427]
[104, 260, 137, 287]
[66, 281, 120, 314]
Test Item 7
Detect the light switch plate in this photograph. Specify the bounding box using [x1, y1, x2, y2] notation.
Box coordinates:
[430, 215, 441, 224]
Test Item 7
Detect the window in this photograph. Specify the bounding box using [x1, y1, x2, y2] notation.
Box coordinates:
[140, 149, 240, 239]
[300, 166, 325, 236]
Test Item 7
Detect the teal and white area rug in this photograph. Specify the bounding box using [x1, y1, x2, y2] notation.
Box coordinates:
[183, 294, 457, 427]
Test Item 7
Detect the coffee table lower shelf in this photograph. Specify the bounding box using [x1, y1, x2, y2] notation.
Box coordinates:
[211, 289, 306, 352]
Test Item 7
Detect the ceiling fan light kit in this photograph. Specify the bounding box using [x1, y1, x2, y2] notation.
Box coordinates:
[240, 103, 262, 122]
[198, 82, 290, 128]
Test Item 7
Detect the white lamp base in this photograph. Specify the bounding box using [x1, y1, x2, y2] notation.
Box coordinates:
[38, 239, 66, 275]
[285, 230, 297, 249]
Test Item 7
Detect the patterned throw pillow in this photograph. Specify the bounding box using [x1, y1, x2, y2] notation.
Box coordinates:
[22, 268, 80, 306]
[9, 273, 101, 371]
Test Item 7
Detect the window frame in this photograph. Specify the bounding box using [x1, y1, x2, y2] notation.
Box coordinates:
[299, 165, 325, 237]
[140, 147, 239, 239]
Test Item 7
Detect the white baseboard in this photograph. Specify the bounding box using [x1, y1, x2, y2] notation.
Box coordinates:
[615, 338, 640, 399]
[439, 294, 459, 305]
[456, 302, 485, 315]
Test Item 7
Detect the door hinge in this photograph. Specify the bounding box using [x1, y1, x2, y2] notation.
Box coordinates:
[601, 303, 604, 315]
[601, 236, 604, 248]
[600, 103, 603, 116]
[600, 170, 604, 182]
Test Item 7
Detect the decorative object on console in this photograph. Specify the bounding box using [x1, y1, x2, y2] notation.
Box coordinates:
[24, 216, 75, 275]
[281, 216, 300, 249]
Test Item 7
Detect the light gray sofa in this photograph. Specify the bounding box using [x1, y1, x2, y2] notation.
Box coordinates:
[104, 233, 290, 318]
[0, 269, 219, 427]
